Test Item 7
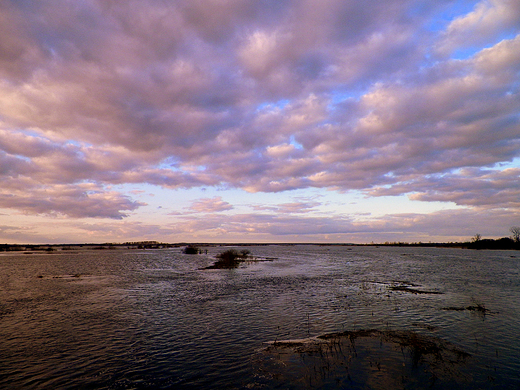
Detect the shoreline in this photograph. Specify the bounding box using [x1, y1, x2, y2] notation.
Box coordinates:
[1, 239, 519, 253]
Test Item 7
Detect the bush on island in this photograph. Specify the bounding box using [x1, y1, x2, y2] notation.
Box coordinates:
[183, 245, 199, 254]
[205, 249, 251, 269]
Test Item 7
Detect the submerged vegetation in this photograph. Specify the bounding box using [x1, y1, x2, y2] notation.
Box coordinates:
[442, 301, 494, 316]
[257, 329, 472, 388]
[443, 305, 490, 313]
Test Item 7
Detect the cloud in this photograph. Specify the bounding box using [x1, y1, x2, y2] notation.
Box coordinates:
[436, 0, 520, 56]
[252, 200, 320, 214]
[0, 1, 519, 242]
[169, 206, 520, 242]
[189, 196, 233, 213]
[408, 168, 520, 210]
[0, 183, 144, 219]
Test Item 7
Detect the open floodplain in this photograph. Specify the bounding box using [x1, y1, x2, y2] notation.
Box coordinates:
[0, 245, 519, 389]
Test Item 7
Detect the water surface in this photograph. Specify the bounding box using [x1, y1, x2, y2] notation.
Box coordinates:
[0, 246, 519, 388]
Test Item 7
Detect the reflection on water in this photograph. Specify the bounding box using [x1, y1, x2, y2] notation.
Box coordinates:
[0, 246, 519, 389]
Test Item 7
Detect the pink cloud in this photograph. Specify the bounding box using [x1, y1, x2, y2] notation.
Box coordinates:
[189, 196, 233, 213]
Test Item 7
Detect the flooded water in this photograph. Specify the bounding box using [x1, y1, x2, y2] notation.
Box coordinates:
[0, 245, 519, 389]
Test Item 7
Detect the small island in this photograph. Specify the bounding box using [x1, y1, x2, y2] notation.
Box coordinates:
[204, 249, 252, 269]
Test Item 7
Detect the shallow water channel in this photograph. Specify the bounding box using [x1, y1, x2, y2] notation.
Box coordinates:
[0, 245, 519, 389]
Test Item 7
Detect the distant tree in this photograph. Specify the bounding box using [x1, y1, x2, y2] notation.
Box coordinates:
[472, 233, 482, 242]
[510, 227, 520, 243]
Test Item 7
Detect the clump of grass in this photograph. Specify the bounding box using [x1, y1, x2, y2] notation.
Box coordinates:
[264, 329, 471, 387]
[466, 303, 488, 313]
[442, 302, 491, 314]
[388, 285, 443, 295]
[205, 249, 251, 269]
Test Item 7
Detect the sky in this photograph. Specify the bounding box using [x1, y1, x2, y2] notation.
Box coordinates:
[0, 0, 519, 244]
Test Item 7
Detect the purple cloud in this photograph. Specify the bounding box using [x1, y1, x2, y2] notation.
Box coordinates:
[0, 184, 144, 219]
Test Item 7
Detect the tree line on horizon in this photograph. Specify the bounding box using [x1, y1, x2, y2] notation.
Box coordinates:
[1, 227, 520, 251]
[468, 226, 520, 250]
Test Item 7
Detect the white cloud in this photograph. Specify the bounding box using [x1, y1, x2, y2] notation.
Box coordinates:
[437, 0, 520, 56]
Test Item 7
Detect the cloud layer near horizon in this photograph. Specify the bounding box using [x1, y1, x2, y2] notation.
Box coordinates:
[1, 0, 519, 243]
